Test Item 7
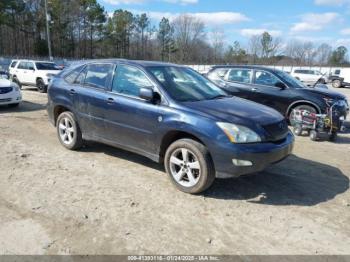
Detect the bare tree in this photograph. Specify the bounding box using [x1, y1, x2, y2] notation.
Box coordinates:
[210, 27, 224, 64]
[315, 43, 332, 65]
[172, 14, 205, 63]
[248, 35, 261, 63]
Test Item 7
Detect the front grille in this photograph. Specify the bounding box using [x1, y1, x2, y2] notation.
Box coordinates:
[262, 119, 289, 142]
[0, 98, 12, 102]
[0, 87, 13, 94]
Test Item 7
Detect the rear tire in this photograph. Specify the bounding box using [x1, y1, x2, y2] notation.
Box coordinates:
[56, 111, 83, 150]
[164, 138, 215, 194]
[37, 78, 47, 93]
[332, 79, 342, 88]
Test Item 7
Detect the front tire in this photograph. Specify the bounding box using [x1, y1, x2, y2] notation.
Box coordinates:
[12, 77, 22, 89]
[289, 105, 317, 126]
[164, 139, 215, 194]
[56, 111, 83, 150]
[8, 103, 19, 108]
[37, 78, 47, 93]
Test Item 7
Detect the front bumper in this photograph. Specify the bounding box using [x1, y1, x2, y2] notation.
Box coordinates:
[0, 91, 22, 105]
[213, 132, 295, 178]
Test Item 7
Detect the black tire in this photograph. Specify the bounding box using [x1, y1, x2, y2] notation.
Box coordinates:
[56, 111, 83, 150]
[332, 79, 342, 88]
[36, 78, 47, 93]
[329, 132, 337, 142]
[293, 125, 303, 136]
[317, 78, 326, 84]
[8, 103, 19, 108]
[12, 76, 22, 89]
[164, 138, 215, 194]
[289, 105, 317, 125]
[310, 130, 318, 141]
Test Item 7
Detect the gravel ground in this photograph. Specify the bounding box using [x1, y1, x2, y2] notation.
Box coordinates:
[0, 86, 349, 255]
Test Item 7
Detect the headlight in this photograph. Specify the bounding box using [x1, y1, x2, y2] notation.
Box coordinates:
[217, 122, 261, 143]
[46, 73, 55, 78]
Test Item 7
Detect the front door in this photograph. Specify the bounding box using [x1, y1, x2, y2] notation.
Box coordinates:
[251, 70, 291, 113]
[104, 64, 161, 155]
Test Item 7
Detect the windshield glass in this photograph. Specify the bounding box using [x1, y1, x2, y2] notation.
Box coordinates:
[35, 62, 60, 70]
[275, 70, 306, 88]
[148, 66, 227, 102]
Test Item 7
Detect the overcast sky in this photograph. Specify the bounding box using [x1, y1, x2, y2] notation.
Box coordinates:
[98, 0, 350, 48]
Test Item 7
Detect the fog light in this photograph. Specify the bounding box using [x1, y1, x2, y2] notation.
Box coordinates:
[232, 159, 253, 166]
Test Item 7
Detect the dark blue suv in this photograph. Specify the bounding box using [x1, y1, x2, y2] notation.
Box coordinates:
[47, 60, 294, 194]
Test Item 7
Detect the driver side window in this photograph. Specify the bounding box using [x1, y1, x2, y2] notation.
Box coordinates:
[112, 65, 153, 98]
[254, 70, 281, 87]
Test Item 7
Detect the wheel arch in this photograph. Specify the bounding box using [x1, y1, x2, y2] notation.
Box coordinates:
[158, 130, 209, 164]
[286, 100, 321, 117]
[53, 105, 72, 126]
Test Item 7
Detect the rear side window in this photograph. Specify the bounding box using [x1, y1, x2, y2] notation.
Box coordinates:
[227, 69, 252, 83]
[17, 62, 28, 69]
[27, 62, 35, 70]
[84, 64, 114, 89]
[112, 65, 153, 97]
[64, 66, 84, 84]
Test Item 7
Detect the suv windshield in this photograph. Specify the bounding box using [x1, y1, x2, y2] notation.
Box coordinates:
[35, 62, 60, 70]
[148, 66, 227, 102]
[275, 70, 305, 89]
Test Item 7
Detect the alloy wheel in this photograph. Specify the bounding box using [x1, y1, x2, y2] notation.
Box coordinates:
[58, 117, 75, 145]
[169, 148, 201, 187]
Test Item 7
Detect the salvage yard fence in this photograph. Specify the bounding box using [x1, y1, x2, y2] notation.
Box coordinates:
[1, 56, 348, 76]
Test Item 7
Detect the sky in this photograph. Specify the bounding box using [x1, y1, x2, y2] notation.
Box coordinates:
[97, 0, 350, 49]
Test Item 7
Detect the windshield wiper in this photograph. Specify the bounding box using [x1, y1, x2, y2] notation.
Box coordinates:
[208, 95, 231, 100]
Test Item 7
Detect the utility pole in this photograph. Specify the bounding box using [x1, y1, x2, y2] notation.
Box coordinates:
[44, 0, 52, 60]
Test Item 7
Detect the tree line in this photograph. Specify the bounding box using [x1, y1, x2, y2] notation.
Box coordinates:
[0, 0, 349, 66]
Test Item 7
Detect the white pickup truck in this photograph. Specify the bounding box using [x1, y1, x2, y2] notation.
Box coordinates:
[9, 60, 62, 93]
[329, 68, 350, 88]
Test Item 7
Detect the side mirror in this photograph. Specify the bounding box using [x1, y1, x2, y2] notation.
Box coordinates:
[139, 87, 155, 101]
[275, 82, 287, 89]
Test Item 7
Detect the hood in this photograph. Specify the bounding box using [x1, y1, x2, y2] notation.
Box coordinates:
[42, 70, 61, 75]
[0, 79, 12, 88]
[183, 97, 284, 126]
[303, 87, 346, 100]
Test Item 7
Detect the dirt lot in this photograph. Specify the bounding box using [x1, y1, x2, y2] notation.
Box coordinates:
[0, 86, 349, 255]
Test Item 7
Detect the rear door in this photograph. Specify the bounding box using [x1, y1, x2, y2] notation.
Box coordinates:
[26, 62, 36, 85]
[72, 63, 115, 139]
[251, 69, 291, 113]
[223, 68, 254, 99]
[15, 61, 29, 83]
[103, 64, 161, 155]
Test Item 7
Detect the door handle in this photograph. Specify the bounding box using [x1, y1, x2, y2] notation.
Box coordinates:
[69, 89, 76, 95]
[107, 98, 114, 104]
